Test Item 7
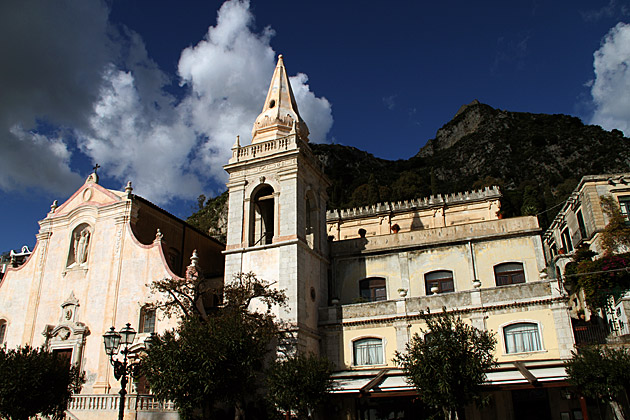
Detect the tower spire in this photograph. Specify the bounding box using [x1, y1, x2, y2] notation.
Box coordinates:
[251, 55, 309, 144]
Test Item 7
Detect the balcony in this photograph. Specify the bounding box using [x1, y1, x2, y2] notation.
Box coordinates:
[572, 319, 609, 346]
[67, 394, 176, 420]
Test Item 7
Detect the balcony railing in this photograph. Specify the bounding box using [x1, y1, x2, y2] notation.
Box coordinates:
[68, 394, 175, 412]
[573, 322, 609, 346]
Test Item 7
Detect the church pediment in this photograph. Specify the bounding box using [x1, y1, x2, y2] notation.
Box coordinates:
[51, 182, 125, 217]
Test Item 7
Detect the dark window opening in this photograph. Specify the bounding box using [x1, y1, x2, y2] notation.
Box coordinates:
[495, 262, 525, 286]
[251, 185, 275, 246]
[305, 194, 317, 249]
[561, 227, 573, 253]
[576, 209, 587, 239]
[359, 277, 387, 302]
[425, 270, 454, 295]
[53, 348, 73, 367]
[168, 248, 181, 274]
[619, 196, 630, 225]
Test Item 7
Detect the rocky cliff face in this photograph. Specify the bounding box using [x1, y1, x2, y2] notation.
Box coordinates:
[418, 99, 489, 157]
[312, 101, 630, 225]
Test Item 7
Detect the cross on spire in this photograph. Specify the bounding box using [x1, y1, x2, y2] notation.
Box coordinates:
[93, 163, 101, 174]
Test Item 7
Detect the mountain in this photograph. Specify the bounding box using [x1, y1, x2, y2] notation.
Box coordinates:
[190, 101, 630, 238]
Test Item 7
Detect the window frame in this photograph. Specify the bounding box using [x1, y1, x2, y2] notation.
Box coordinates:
[618, 196, 630, 225]
[494, 262, 526, 286]
[501, 321, 544, 354]
[139, 306, 156, 334]
[0, 319, 6, 344]
[352, 337, 385, 366]
[576, 209, 588, 240]
[561, 227, 573, 253]
[250, 184, 275, 246]
[424, 270, 455, 295]
[359, 277, 387, 302]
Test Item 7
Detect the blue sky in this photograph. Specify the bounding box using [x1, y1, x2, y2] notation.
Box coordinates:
[1, 0, 629, 253]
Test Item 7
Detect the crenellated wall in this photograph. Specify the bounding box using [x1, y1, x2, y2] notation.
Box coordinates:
[326, 186, 502, 240]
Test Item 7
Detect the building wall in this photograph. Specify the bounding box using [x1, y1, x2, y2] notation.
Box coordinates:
[321, 209, 574, 374]
[327, 187, 501, 241]
[544, 173, 630, 321]
[223, 134, 330, 353]
[0, 179, 224, 398]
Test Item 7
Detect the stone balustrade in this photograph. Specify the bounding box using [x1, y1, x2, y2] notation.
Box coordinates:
[68, 394, 176, 412]
[229, 134, 302, 164]
[319, 280, 558, 325]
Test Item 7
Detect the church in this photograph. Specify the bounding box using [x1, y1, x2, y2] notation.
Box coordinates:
[0, 55, 593, 420]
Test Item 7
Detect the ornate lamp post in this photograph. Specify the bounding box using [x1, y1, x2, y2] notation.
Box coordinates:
[103, 323, 138, 420]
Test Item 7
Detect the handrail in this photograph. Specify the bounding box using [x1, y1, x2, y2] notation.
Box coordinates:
[67, 394, 176, 412]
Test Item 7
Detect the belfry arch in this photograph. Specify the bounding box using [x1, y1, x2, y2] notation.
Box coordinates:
[250, 184, 275, 246]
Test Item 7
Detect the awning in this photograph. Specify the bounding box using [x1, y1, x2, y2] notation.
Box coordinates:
[331, 361, 568, 395]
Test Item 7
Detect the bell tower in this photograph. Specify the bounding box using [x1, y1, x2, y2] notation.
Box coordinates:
[223, 55, 330, 353]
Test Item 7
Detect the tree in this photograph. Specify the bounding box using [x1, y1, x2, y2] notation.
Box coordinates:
[142, 272, 287, 420]
[574, 252, 630, 310]
[0, 346, 84, 420]
[565, 346, 630, 420]
[600, 195, 630, 255]
[394, 309, 496, 420]
[266, 354, 334, 419]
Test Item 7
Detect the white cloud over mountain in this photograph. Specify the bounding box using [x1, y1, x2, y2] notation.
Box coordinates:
[0, 0, 333, 204]
[590, 22, 630, 135]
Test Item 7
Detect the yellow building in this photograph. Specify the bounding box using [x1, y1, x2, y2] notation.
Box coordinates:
[224, 55, 583, 420]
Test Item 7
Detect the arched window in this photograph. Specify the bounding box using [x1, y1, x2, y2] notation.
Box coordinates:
[67, 223, 92, 267]
[359, 277, 387, 302]
[353, 338, 384, 366]
[250, 185, 275, 246]
[0, 320, 6, 344]
[494, 262, 525, 286]
[425, 270, 455, 295]
[305, 193, 318, 249]
[139, 307, 156, 334]
[504, 323, 542, 353]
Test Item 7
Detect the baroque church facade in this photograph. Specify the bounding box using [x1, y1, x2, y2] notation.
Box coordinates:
[0, 172, 223, 419]
[0, 55, 607, 419]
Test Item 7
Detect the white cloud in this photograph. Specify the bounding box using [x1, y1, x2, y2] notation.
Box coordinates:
[290, 73, 333, 144]
[590, 22, 630, 135]
[0, 0, 333, 204]
[177, 0, 333, 183]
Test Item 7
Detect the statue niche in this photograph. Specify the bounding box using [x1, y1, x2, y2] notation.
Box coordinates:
[67, 223, 92, 267]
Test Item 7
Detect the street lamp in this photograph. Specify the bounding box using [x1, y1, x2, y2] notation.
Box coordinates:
[103, 323, 138, 420]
